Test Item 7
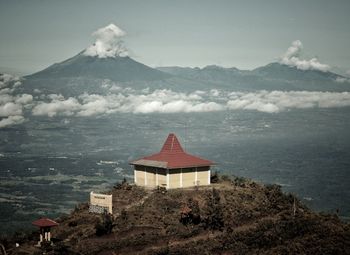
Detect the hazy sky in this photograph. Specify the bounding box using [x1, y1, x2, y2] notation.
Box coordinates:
[1, 0, 350, 75]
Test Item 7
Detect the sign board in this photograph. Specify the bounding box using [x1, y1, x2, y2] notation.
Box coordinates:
[89, 191, 113, 214]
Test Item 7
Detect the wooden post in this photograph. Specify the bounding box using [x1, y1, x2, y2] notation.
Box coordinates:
[156, 168, 158, 186]
[166, 169, 169, 189]
[195, 167, 198, 186]
[208, 168, 211, 185]
[180, 168, 183, 188]
[134, 167, 137, 184]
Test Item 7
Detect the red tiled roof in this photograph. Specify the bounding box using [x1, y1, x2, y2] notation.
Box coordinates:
[32, 217, 59, 227]
[130, 133, 214, 169]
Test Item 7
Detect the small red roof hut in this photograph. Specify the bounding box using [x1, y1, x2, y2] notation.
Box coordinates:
[32, 217, 58, 245]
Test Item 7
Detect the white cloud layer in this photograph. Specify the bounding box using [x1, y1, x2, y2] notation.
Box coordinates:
[1, 74, 350, 128]
[0, 102, 23, 117]
[280, 40, 330, 72]
[32, 96, 80, 117]
[226, 90, 350, 113]
[31, 88, 350, 117]
[84, 23, 128, 58]
[335, 77, 350, 83]
[0, 115, 25, 128]
[0, 74, 32, 128]
[32, 90, 223, 117]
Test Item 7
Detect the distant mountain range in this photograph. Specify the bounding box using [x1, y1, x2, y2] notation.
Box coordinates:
[19, 50, 350, 96]
[158, 63, 349, 91]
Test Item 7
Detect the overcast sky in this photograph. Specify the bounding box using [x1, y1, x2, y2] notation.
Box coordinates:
[0, 0, 350, 75]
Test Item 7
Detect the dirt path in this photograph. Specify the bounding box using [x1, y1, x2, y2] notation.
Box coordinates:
[169, 231, 220, 246]
[137, 231, 221, 254]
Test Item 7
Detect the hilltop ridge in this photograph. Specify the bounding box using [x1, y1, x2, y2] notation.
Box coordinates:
[3, 175, 350, 254]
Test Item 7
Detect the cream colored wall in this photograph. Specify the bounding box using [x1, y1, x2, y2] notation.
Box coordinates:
[146, 170, 156, 186]
[157, 168, 167, 188]
[135, 169, 145, 186]
[134, 166, 167, 188]
[134, 166, 210, 189]
[199, 166, 210, 186]
[197, 170, 210, 186]
[173, 167, 210, 188]
[168, 169, 181, 189]
[182, 168, 196, 187]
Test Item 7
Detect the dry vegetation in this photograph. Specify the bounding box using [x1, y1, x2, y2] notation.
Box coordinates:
[2, 175, 350, 255]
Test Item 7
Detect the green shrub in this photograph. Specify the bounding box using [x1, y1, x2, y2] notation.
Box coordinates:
[95, 211, 114, 236]
[210, 172, 219, 183]
[204, 189, 224, 231]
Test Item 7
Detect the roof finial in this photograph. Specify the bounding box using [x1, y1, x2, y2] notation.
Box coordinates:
[160, 133, 184, 153]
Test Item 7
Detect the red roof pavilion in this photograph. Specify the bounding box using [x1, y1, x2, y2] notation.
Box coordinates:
[32, 217, 59, 228]
[130, 133, 214, 169]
